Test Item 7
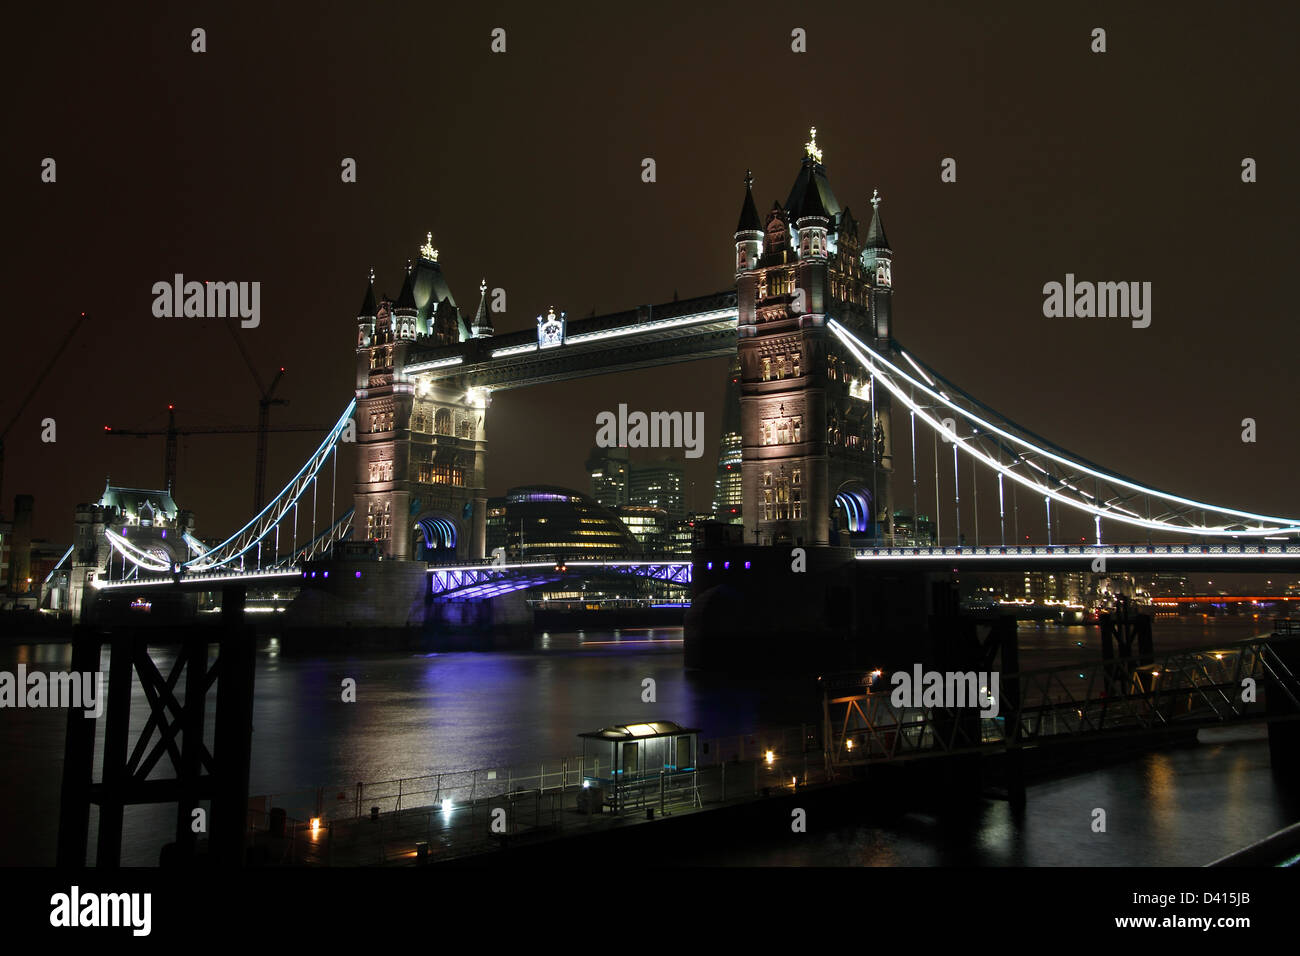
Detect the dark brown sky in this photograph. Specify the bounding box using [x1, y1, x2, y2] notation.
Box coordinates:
[5, 1, 1299, 560]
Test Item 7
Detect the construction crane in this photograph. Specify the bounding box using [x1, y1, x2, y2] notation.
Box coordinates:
[222, 320, 289, 510]
[0, 311, 90, 518]
[103, 405, 330, 502]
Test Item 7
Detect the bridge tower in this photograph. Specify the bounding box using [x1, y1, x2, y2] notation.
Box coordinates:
[735, 130, 893, 548]
[353, 238, 489, 563]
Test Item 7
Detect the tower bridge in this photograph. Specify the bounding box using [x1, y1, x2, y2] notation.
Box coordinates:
[74, 128, 1300, 638]
[53, 128, 1300, 873]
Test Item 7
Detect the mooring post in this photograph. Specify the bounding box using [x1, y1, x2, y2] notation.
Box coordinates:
[56, 625, 102, 866]
[211, 585, 255, 865]
[174, 635, 208, 861]
[95, 628, 136, 866]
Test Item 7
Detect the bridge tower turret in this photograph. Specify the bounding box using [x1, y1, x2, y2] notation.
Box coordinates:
[736, 128, 894, 548]
[356, 270, 377, 352]
[353, 237, 488, 563]
[470, 279, 495, 338]
[862, 189, 893, 341]
[735, 170, 763, 278]
[393, 263, 419, 342]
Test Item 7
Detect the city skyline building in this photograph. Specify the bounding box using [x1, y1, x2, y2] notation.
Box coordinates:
[586, 445, 630, 508]
[485, 485, 640, 561]
[628, 459, 686, 518]
[712, 353, 743, 523]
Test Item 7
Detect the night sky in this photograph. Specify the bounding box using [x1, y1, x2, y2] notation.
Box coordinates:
[6, 1, 1299, 572]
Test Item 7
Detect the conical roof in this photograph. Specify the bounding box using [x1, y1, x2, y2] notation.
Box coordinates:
[795, 168, 830, 223]
[472, 280, 494, 336]
[865, 194, 891, 252]
[394, 266, 417, 312]
[736, 171, 762, 234]
[785, 157, 841, 225]
[358, 275, 377, 317]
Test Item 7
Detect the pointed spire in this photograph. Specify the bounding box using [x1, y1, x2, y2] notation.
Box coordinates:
[795, 169, 830, 223]
[395, 266, 417, 312]
[736, 169, 762, 234]
[785, 126, 840, 223]
[358, 268, 377, 318]
[471, 278, 494, 338]
[865, 189, 891, 252]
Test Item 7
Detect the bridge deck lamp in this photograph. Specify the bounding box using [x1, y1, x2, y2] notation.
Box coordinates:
[764, 750, 774, 765]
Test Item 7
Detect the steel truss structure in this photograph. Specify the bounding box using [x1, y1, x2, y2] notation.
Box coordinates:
[429, 560, 692, 599]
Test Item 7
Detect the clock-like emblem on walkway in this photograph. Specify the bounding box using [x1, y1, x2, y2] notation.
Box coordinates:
[537, 306, 565, 348]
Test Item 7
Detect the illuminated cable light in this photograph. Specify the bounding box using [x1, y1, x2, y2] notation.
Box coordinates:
[898, 349, 935, 387]
[838, 321, 1300, 530]
[829, 322, 1300, 537]
[490, 343, 538, 358]
[182, 400, 357, 570]
[565, 308, 738, 345]
[405, 355, 464, 373]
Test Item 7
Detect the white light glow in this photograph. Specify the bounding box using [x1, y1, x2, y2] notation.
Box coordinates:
[830, 321, 1300, 537]
[404, 355, 465, 373]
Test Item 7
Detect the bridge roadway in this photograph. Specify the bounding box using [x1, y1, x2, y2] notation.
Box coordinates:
[92, 542, 1300, 595]
[404, 290, 738, 390]
[90, 560, 695, 597]
[852, 542, 1300, 573]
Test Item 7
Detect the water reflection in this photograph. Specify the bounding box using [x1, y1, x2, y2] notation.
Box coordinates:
[1, 618, 1296, 866]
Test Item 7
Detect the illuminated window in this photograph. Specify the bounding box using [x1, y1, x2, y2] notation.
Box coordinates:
[418, 464, 465, 486]
[366, 500, 392, 541]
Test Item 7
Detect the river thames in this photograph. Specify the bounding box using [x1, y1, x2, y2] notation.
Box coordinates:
[2, 617, 1296, 866]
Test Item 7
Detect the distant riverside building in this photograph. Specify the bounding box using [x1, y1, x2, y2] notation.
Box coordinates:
[712, 353, 743, 523]
[4, 494, 33, 595]
[891, 510, 935, 545]
[616, 505, 670, 552]
[628, 460, 685, 518]
[1138, 573, 1190, 597]
[485, 486, 641, 561]
[666, 515, 706, 555]
[1021, 570, 1088, 604]
[970, 570, 1089, 604]
[586, 446, 630, 508]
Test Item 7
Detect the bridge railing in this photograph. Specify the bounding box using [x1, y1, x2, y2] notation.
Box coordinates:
[854, 543, 1300, 559]
[825, 636, 1300, 768]
[246, 721, 839, 863]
